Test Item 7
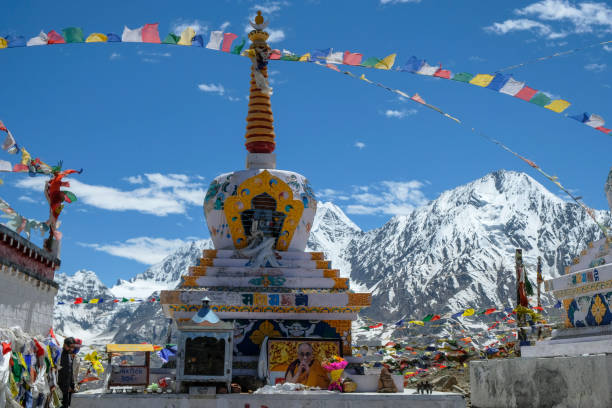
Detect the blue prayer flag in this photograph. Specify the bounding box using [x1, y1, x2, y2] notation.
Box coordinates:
[554, 300, 562, 308]
[451, 311, 463, 319]
[487, 73, 510, 91]
[395, 319, 404, 326]
[6, 35, 26, 47]
[504, 307, 514, 313]
[24, 354, 32, 371]
[310, 48, 331, 61]
[192, 35, 204, 47]
[570, 112, 589, 123]
[399, 56, 425, 72]
[106, 33, 121, 42]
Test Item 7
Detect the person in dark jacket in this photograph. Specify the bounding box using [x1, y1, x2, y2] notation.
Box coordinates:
[58, 337, 76, 408]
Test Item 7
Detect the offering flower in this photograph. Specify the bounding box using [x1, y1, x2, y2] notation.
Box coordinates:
[321, 356, 348, 391]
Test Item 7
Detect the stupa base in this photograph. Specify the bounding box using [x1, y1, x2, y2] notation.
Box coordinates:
[72, 390, 464, 408]
[470, 354, 612, 408]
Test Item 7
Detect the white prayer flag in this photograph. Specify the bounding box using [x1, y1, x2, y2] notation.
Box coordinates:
[2, 131, 17, 152]
[499, 78, 525, 96]
[0, 160, 12, 172]
[326, 51, 344, 64]
[122, 26, 143, 42]
[206, 31, 223, 50]
[416, 62, 438, 76]
[585, 114, 604, 128]
[27, 31, 48, 46]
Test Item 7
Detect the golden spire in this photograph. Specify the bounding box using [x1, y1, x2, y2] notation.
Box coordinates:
[245, 11, 275, 154]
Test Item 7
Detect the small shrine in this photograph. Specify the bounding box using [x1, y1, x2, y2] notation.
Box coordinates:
[160, 11, 371, 385]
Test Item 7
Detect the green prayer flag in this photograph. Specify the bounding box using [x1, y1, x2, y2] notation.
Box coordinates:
[451, 72, 474, 82]
[11, 354, 22, 383]
[121, 297, 129, 302]
[231, 38, 246, 55]
[281, 54, 300, 61]
[530, 92, 552, 107]
[62, 27, 84, 43]
[162, 33, 180, 44]
[359, 326, 370, 331]
[63, 191, 77, 203]
[422, 314, 434, 322]
[477, 309, 487, 315]
[361, 57, 381, 68]
[525, 275, 534, 296]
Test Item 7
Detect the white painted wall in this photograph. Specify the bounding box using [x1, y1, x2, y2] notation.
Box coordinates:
[0, 265, 57, 336]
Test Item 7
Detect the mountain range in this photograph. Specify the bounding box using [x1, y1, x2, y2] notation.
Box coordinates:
[52, 170, 611, 346]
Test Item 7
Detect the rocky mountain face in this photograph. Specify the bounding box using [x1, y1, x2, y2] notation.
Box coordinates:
[53, 170, 611, 345]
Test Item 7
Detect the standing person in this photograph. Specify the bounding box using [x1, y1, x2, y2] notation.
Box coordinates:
[58, 337, 75, 408]
[71, 339, 82, 394]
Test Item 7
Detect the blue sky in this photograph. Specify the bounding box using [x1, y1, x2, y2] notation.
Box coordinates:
[0, 0, 610, 288]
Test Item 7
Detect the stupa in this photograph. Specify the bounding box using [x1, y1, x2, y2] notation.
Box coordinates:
[160, 11, 371, 380]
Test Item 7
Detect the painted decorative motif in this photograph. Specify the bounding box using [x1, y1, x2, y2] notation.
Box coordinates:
[224, 171, 304, 251]
[168, 304, 361, 314]
[249, 320, 281, 345]
[564, 291, 612, 328]
[247, 275, 286, 287]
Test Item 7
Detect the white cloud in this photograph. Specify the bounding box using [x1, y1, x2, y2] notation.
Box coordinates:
[220, 21, 231, 31]
[384, 109, 418, 119]
[354, 141, 366, 149]
[243, 23, 285, 43]
[197, 83, 226, 95]
[124, 175, 144, 184]
[15, 173, 205, 216]
[251, 1, 289, 15]
[18, 195, 37, 203]
[325, 180, 429, 216]
[109, 52, 120, 60]
[604, 45, 612, 52]
[79, 237, 198, 265]
[585, 63, 606, 72]
[137, 50, 171, 58]
[172, 19, 208, 36]
[485, 1, 612, 38]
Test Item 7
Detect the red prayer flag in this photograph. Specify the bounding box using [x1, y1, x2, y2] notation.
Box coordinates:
[369, 323, 383, 329]
[221, 33, 238, 52]
[533, 306, 544, 311]
[74, 297, 83, 304]
[326, 63, 341, 72]
[2, 342, 11, 355]
[433, 67, 451, 79]
[269, 49, 281, 60]
[431, 315, 441, 321]
[411, 93, 426, 104]
[47, 30, 66, 44]
[596, 126, 611, 134]
[507, 319, 516, 324]
[484, 308, 497, 315]
[142, 23, 161, 43]
[0, 120, 6, 132]
[33, 339, 45, 357]
[514, 86, 538, 101]
[343, 51, 363, 66]
[113, 299, 120, 303]
[49, 328, 60, 346]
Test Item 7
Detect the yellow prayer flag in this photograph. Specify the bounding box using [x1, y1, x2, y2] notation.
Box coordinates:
[89, 298, 99, 304]
[19, 353, 27, 369]
[544, 99, 571, 113]
[46, 346, 55, 368]
[298, 53, 310, 62]
[0, 37, 7, 49]
[374, 53, 396, 70]
[462, 308, 475, 317]
[359, 74, 372, 83]
[178, 27, 195, 46]
[469, 74, 494, 87]
[408, 320, 425, 326]
[20, 147, 31, 166]
[85, 33, 108, 43]
[129, 298, 135, 302]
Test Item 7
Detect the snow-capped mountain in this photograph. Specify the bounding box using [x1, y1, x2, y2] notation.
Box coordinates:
[53, 170, 611, 345]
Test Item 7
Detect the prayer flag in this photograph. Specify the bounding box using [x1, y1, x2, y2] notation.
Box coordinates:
[597, 126, 611, 134]
[570, 112, 589, 123]
[411, 93, 426, 104]
[205, 30, 222, 49]
[142, 23, 161, 43]
[27, 31, 48, 46]
[221, 32, 238, 52]
[62, 27, 84, 43]
[343, 51, 363, 66]
[231, 38, 246, 55]
[0, 160, 11, 172]
[6, 35, 26, 47]
[106, 33, 121, 42]
[85, 33, 107, 43]
[326, 63, 340, 72]
[499, 78, 524, 96]
[129, 298, 135, 302]
[416, 62, 438, 76]
[375, 53, 396, 70]
[361, 57, 381, 68]
[311, 48, 331, 61]
[394, 89, 410, 99]
[0, 37, 7, 49]
[533, 306, 544, 311]
[89, 299, 99, 304]
[530, 92, 552, 107]
[113, 299, 119, 303]
[423, 314, 434, 322]
[395, 319, 405, 326]
[431, 315, 441, 321]
[270, 49, 281, 60]
[298, 53, 310, 62]
[451, 311, 463, 319]
[554, 300, 562, 308]
[514, 86, 538, 101]
[191, 35, 204, 47]
[121, 298, 128, 302]
[408, 320, 425, 326]
[434, 67, 452, 79]
[162, 33, 179, 44]
[98, 298, 105, 303]
[2, 342, 11, 355]
[369, 323, 383, 329]
[462, 308, 475, 317]
[484, 308, 497, 315]
[326, 51, 343, 64]
[545, 99, 570, 113]
[469, 74, 494, 87]
[2, 131, 16, 152]
[486, 73, 510, 91]
[584, 113, 604, 128]
[121, 26, 143, 42]
[399, 56, 425, 72]
[452, 72, 474, 82]
[280, 51, 299, 61]
[74, 297, 83, 304]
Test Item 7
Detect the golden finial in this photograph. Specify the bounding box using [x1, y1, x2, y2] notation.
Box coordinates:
[255, 11, 264, 25]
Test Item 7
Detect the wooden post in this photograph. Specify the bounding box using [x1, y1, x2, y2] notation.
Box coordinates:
[515, 249, 527, 346]
[145, 351, 150, 388]
[536, 256, 543, 339]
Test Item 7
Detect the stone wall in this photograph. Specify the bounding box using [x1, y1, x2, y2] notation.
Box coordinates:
[470, 355, 612, 408]
[0, 264, 58, 336]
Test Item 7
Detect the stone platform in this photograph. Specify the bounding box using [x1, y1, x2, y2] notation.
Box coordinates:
[73, 390, 465, 408]
[470, 355, 612, 408]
